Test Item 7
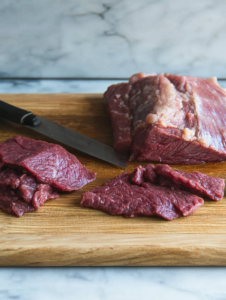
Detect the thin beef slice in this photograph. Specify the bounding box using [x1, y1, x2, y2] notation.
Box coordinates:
[130, 165, 145, 185]
[0, 168, 21, 189]
[154, 164, 225, 201]
[31, 184, 59, 209]
[81, 172, 204, 221]
[18, 174, 59, 208]
[0, 185, 35, 217]
[0, 167, 59, 215]
[0, 136, 96, 191]
[144, 164, 157, 183]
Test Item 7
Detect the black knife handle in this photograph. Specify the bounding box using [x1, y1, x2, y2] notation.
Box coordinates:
[0, 100, 40, 126]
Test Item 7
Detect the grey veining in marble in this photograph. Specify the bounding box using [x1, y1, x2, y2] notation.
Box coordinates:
[0, 79, 225, 94]
[0, 79, 125, 93]
[0, 267, 226, 300]
[1, 0, 226, 78]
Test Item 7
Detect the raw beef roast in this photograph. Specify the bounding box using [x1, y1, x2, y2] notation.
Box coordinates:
[0, 136, 96, 217]
[104, 83, 132, 152]
[81, 165, 207, 221]
[104, 73, 226, 164]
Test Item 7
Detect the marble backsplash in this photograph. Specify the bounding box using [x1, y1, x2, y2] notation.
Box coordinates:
[1, 0, 226, 78]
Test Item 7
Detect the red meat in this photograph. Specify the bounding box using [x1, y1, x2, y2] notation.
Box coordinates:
[104, 73, 226, 164]
[81, 168, 204, 221]
[0, 136, 95, 217]
[0, 136, 96, 191]
[155, 164, 225, 201]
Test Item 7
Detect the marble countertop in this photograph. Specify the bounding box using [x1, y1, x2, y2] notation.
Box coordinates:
[0, 79, 226, 300]
[0, 78, 225, 93]
[1, 267, 226, 300]
[2, 0, 226, 78]
[0, 79, 125, 93]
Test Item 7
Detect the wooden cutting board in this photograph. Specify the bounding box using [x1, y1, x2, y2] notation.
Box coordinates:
[0, 94, 226, 266]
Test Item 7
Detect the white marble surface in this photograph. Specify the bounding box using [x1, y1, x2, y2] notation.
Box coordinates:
[0, 78, 225, 94]
[1, 0, 226, 78]
[0, 267, 226, 300]
[1, 79, 226, 299]
[0, 79, 125, 93]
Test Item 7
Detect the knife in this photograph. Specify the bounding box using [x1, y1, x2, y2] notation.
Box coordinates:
[0, 100, 127, 168]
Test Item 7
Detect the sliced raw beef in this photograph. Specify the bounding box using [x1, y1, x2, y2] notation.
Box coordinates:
[18, 174, 59, 208]
[0, 168, 21, 189]
[154, 164, 225, 201]
[143, 164, 157, 183]
[142, 182, 203, 217]
[0, 135, 95, 217]
[18, 174, 40, 203]
[104, 73, 226, 164]
[0, 168, 59, 204]
[31, 184, 59, 209]
[81, 170, 204, 221]
[0, 136, 96, 191]
[0, 167, 59, 216]
[104, 83, 133, 152]
[0, 185, 35, 217]
[130, 165, 145, 185]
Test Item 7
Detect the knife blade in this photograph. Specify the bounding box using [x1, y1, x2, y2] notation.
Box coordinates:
[0, 99, 127, 168]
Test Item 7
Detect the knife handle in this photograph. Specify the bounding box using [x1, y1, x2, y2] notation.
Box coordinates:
[0, 100, 40, 126]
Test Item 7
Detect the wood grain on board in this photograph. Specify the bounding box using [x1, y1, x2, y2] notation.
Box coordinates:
[0, 94, 226, 266]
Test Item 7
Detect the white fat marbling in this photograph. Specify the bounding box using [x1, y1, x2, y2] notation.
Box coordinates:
[1, 267, 226, 300]
[1, 0, 226, 78]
